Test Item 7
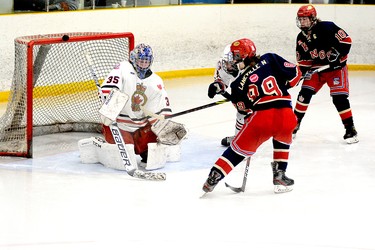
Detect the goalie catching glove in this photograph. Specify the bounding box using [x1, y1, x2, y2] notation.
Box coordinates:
[99, 88, 129, 126]
[151, 120, 187, 145]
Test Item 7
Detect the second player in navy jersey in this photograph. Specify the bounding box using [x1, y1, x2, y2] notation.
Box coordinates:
[293, 4, 358, 144]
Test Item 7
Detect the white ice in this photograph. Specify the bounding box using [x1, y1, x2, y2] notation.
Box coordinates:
[0, 72, 374, 250]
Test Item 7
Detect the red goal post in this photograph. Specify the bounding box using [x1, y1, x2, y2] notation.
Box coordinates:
[0, 32, 134, 158]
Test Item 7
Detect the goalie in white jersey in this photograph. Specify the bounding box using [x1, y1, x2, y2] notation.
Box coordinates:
[207, 44, 246, 146]
[79, 44, 187, 171]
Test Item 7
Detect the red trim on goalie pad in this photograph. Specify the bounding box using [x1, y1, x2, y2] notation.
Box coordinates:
[102, 124, 157, 155]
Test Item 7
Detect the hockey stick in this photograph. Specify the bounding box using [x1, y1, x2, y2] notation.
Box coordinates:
[225, 157, 251, 193]
[297, 65, 330, 85]
[84, 51, 166, 181]
[310, 64, 330, 74]
[169, 91, 231, 119]
[143, 96, 231, 121]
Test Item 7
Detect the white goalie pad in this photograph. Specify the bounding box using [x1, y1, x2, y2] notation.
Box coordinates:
[99, 89, 129, 126]
[78, 137, 137, 171]
[151, 120, 188, 145]
[145, 142, 182, 170]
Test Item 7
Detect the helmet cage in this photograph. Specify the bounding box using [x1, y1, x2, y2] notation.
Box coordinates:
[296, 5, 317, 31]
[221, 45, 237, 74]
[232, 52, 244, 64]
[130, 43, 154, 79]
[221, 58, 237, 75]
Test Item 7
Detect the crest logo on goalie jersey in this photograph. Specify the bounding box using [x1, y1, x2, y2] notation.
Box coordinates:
[131, 83, 148, 111]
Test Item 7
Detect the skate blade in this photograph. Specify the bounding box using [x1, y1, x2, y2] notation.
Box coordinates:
[200, 191, 209, 198]
[274, 185, 293, 194]
[345, 136, 359, 144]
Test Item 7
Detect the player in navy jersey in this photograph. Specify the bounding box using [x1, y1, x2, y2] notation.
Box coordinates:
[202, 38, 302, 194]
[293, 4, 358, 144]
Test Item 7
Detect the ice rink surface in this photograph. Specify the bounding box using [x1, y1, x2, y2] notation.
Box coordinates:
[1, 72, 375, 250]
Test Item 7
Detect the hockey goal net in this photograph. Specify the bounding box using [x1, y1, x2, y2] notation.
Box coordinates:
[0, 32, 134, 158]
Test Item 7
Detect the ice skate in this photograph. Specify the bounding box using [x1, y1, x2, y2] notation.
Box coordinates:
[343, 126, 359, 144]
[292, 122, 300, 139]
[202, 168, 224, 193]
[221, 136, 234, 147]
[271, 162, 294, 193]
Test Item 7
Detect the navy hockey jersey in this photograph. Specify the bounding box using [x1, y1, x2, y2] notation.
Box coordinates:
[296, 21, 352, 73]
[230, 53, 301, 112]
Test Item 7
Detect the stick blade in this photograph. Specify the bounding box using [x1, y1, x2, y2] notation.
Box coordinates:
[132, 170, 166, 181]
[225, 182, 243, 193]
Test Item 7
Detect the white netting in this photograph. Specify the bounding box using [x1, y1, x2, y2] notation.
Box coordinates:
[0, 32, 133, 157]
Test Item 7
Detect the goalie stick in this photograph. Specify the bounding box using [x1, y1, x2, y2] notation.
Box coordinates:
[84, 51, 166, 181]
[225, 157, 250, 193]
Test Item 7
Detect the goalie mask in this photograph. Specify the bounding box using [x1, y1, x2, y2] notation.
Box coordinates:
[221, 44, 239, 77]
[130, 43, 154, 79]
[296, 5, 317, 32]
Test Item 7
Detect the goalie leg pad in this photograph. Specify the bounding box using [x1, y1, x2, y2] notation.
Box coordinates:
[151, 120, 188, 145]
[78, 137, 103, 164]
[78, 137, 137, 171]
[100, 143, 137, 171]
[102, 125, 135, 145]
[145, 143, 167, 170]
[165, 144, 181, 162]
[145, 143, 182, 170]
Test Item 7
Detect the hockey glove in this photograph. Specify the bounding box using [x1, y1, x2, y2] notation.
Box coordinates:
[151, 120, 187, 145]
[327, 47, 340, 63]
[327, 47, 342, 69]
[208, 80, 226, 98]
[303, 70, 313, 80]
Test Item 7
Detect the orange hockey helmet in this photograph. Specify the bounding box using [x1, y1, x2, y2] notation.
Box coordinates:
[229, 38, 256, 64]
[297, 4, 317, 18]
[296, 5, 317, 31]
